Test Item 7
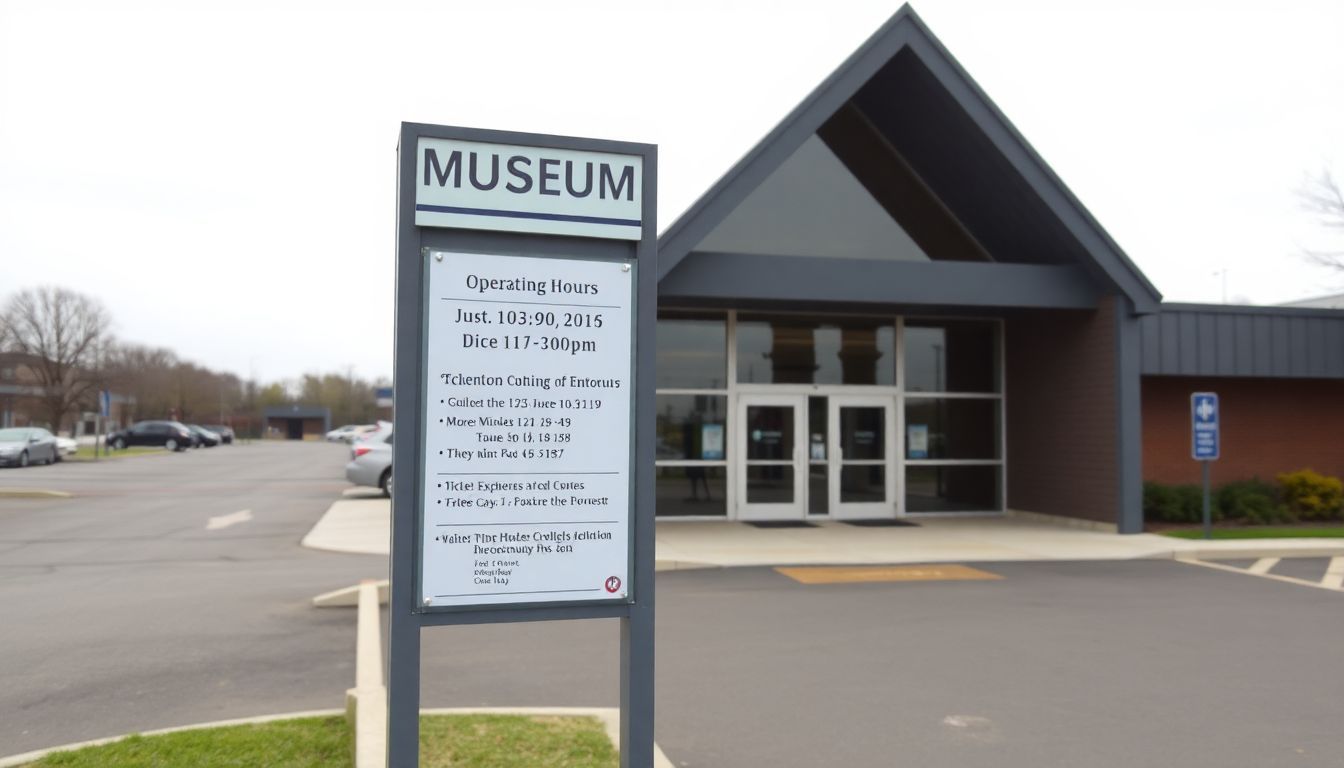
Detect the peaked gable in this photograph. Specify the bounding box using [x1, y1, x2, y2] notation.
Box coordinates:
[658, 4, 1162, 313]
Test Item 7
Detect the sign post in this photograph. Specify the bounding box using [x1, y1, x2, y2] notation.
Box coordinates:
[1191, 392, 1220, 539]
[97, 390, 111, 460]
[390, 124, 656, 767]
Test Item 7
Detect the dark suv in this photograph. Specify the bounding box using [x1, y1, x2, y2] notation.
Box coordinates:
[109, 420, 194, 452]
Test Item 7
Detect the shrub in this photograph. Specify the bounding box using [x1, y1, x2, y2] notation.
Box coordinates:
[1277, 469, 1344, 522]
[1216, 478, 1290, 525]
[1144, 482, 1205, 523]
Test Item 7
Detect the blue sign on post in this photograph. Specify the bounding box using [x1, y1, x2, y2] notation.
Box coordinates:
[99, 390, 111, 418]
[1191, 392, 1219, 461]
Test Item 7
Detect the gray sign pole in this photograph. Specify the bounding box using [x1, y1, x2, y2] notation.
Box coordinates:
[1201, 460, 1211, 540]
[389, 123, 656, 768]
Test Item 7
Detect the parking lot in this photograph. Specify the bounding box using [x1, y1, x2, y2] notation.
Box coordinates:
[3, 442, 1343, 766]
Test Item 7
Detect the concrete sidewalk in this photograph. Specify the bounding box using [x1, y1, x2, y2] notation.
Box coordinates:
[302, 492, 1344, 566]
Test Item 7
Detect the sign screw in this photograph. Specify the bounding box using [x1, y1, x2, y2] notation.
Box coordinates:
[423, 597, 433, 606]
[621, 264, 631, 272]
[434, 252, 444, 262]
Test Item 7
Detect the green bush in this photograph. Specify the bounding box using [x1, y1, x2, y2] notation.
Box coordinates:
[1143, 482, 1205, 523]
[1277, 469, 1344, 522]
[1215, 478, 1290, 525]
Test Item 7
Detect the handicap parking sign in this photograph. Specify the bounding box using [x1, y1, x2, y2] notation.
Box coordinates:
[1191, 392, 1219, 461]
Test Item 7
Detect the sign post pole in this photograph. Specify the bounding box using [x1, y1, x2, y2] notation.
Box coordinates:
[1201, 459, 1211, 540]
[1191, 392, 1220, 540]
[389, 124, 656, 767]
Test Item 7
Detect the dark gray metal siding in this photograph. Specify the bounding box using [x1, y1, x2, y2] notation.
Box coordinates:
[1140, 304, 1344, 378]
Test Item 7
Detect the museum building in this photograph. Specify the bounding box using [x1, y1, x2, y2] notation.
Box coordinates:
[649, 8, 1344, 533]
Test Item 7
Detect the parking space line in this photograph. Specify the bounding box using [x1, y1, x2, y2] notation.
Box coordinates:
[1322, 557, 1344, 590]
[1177, 557, 1344, 594]
[205, 510, 253, 531]
[1248, 557, 1280, 575]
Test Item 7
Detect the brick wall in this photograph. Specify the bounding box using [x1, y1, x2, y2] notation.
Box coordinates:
[1005, 298, 1118, 524]
[1142, 376, 1344, 485]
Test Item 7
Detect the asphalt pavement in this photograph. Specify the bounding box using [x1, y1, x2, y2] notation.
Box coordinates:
[419, 560, 1344, 768]
[4, 446, 1344, 766]
[0, 442, 383, 756]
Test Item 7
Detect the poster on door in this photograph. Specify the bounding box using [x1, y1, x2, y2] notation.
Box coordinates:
[907, 424, 929, 459]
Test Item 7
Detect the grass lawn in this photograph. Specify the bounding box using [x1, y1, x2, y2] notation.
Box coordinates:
[1161, 526, 1344, 540]
[65, 445, 167, 461]
[22, 714, 617, 767]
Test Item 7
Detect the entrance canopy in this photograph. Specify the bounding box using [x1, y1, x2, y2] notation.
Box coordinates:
[658, 5, 1162, 315]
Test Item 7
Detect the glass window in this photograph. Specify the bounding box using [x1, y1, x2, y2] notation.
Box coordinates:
[655, 395, 727, 461]
[656, 312, 727, 389]
[745, 466, 794, 504]
[737, 314, 894, 385]
[904, 321, 1000, 393]
[904, 398, 1000, 460]
[905, 465, 1002, 512]
[656, 466, 727, 517]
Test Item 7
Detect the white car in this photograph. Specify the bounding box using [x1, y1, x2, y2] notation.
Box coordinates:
[55, 436, 78, 457]
[325, 424, 374, 443]
[345, 433, 393, 497]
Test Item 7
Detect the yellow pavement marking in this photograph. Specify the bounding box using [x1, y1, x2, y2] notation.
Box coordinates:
[0, 488, 72, 499]
[1248, 557, 1280, 575]
[1322, 557, 1344, 590]
[775, 564, 1002, 584]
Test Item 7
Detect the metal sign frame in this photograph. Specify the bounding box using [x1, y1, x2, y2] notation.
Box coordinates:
[390, 122, 656, 767]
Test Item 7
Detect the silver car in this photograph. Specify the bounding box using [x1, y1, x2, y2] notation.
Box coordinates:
[0, 427, 61, 467]
[345, 432, 392, 497]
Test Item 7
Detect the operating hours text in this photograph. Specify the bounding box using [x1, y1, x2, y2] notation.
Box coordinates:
[461, 334, 598, 355]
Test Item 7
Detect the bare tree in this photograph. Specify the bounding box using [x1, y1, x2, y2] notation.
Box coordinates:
[0, 287, 111, 432]
[1299, 169, 1344, 271]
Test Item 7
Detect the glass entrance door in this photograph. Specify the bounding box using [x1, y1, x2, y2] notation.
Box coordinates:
[828, 396, 897, 519]
[736, 395, 807, 521]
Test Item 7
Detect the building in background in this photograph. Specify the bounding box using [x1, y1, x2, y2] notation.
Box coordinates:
[262, 405, 331, 440]
[649, 7, 1344, 532]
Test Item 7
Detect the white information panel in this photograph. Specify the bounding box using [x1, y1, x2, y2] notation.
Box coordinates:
[421, 250, 633, 608]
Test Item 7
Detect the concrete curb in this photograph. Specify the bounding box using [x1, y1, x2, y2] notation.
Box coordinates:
[349, 581, 386, 768]
[654, 559, 718, 572]
[1172, 545, 1344, 561]
[313, 579, 389, 608]
[0, 488, 72, 499]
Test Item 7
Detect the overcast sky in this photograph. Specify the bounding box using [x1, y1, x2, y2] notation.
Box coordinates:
[2, 0, 1341, 383]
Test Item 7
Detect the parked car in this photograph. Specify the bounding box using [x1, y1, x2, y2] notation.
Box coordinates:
[327, 424, 377, 443]
[345, 433, 392, 497]
[187, 425, 221, 447]
[202, 425, 235, 444]
[0, 427, 61, 467]
[352, 421, 392, 447]
[55, 436, 78, 458]
[109, 420, 194, 452]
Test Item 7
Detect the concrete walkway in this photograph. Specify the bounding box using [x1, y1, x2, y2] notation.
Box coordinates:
[302, 492, 1344, 566]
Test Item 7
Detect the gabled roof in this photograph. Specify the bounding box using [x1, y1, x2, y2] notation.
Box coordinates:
[657, 4, 1163, 314]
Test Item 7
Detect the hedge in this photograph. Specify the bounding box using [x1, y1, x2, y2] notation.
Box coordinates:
[1144, 470, 1344, 525]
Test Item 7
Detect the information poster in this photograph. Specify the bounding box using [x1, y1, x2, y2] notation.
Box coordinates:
[701, 424, 724, 460]
[421, 251, 633, 608]
[907, 424, 929, 459]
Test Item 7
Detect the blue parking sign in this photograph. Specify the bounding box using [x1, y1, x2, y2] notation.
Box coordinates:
[1191, 392, 1219, 461]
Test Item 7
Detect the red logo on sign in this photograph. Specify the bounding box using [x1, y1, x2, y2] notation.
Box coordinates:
[605, 576, 622, 593]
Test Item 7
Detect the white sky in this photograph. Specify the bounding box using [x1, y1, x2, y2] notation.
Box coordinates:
[2, 0, 1341, 382]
